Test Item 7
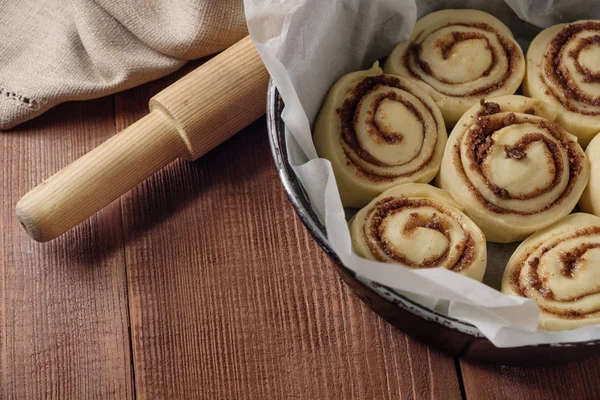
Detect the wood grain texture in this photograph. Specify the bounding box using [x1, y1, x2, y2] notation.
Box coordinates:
[151, 36, 269, 160]
[1, 98, 133, 399]
[115, 64, 461, 400]
[16, 110, 183, 243]
[460, 358, 600, 399]
[11, 52, 600, 400]
[16, 37, 268, 243]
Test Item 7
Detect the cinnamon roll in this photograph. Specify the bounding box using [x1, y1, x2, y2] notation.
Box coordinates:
[580, 133, 600, 215]
[524, 21, 600, 147]
[314, 63, 446, 208]
[437, 95, 590, 243]
[384, 9, 525, 127]
[350, 183, 486, 281]
[502, 213, 600, 331]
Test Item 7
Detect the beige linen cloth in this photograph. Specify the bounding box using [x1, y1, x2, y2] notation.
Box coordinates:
[0, 0, 247, 130]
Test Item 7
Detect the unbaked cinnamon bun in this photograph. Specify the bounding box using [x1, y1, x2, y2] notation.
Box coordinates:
[524, 21, 600, 147]
[350, 183, 486, 281]
[502, 213, 600, 331]
[384, 9, 525, 126]
[314, 64, 446, 208]
[437, 95, 590, 243]
[580, 132, 600, 215]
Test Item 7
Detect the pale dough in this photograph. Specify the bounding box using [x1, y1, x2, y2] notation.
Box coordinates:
[437, 95, 590, 243]
[580, 132, 600, 215]
[384, 9, 525, 127]
[350, 183, 487, 282]
[523, 21, 600, 147]
[313, 63, 446, 208]
[502, 213, 600, 331]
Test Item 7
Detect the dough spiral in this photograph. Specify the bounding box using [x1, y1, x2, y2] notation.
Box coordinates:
[524, 21, 600, 147]
[437, 95, 590, 243]
[502, 213, 600, 331]
[350, 183, 486, 281]
[580, 132, 600, 216]
[384, 9, 525, 126]
[314, 63, 446, 208]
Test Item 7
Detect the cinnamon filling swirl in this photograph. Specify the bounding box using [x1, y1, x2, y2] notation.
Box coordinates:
[337, 75, 438, 182]
[508, 225, 600, 319]
[361, 197, 475, 271]
[385, 10, 525, 127]
[313, 64, 446, 208]
[438, 95, 589, 243]
[454, 110, 584, 215]
[543, 21, 600, 114]
[350, 184, 486, 280]
[403, 22, 520, 97]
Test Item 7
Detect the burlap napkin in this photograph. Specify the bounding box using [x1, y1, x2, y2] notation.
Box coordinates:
[0, 0, 246, 130]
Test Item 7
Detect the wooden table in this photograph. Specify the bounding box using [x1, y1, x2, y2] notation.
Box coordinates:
[3, 60, 600, 400]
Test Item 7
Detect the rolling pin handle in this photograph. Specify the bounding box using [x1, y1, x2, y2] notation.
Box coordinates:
[16, 35, 269, 242]
[16, 110, 184, 242]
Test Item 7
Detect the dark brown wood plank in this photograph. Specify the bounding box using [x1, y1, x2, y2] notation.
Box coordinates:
[461, 357, 600, 399]
[1, 98, 133, 399]
[115, 65, 461, 400]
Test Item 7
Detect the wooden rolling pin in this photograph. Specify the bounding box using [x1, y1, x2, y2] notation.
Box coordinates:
[16, 36, 269, 242]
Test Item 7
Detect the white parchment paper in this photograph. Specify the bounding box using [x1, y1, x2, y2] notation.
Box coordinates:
[245, 0, 600, 347]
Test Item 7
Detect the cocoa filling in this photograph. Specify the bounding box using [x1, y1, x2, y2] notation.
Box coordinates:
[510, 227, 600, 318]
[544, 21, 600, 114]
[402, 22, 520, 97]
[455, 110, 583, 214]
[362, 197, 476, 272]
[337, 75, 437, 182]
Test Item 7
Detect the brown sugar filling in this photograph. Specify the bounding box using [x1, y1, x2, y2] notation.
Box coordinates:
[543, 21, 600, 115]
[362, 197, 476, 272]
[509, 227, 600, 319]
[402, 22, 521, 97]
[560, 243, 600, 277]
[337, 75, 438, 182]
[477, 98, 501, 117]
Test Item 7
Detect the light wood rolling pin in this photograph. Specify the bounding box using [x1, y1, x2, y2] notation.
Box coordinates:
[16, 36, 270, 242]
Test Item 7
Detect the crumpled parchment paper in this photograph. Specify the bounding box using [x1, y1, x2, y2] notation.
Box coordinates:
[245, 0, 600, 347]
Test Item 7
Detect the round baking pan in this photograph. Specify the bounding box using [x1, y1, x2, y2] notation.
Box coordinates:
[266, 82, 600, 365]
